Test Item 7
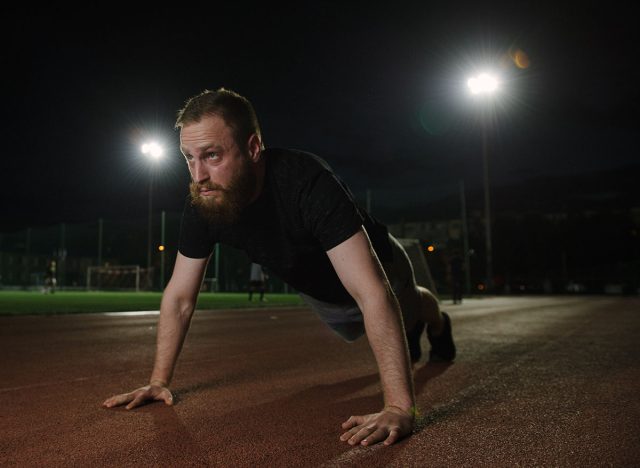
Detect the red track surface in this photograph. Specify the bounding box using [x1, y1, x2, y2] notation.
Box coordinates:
[1, 296, 639, 466]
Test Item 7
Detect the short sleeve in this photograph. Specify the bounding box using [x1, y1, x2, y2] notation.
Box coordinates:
[178, 199, 216, 258]
[299, 170, 364, 251]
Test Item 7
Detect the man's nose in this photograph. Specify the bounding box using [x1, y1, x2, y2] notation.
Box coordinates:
[193, 160, 209, 183]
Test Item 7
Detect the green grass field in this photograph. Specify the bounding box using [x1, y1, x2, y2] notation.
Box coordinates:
[0, 291, 305, 315]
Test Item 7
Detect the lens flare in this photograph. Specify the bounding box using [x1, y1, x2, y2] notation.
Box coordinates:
[509, 48, 530, 69]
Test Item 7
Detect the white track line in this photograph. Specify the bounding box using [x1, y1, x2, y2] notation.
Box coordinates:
[102, 311, 159, 316]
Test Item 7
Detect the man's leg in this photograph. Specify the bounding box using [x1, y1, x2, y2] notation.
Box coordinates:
[385, 235, 455, 362]
[400, 287, 455, 363]
[298, 234, 455, 360]
[414, 285, 444, 335]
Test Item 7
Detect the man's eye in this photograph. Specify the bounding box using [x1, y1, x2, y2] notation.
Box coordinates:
[207, 153, 220, 160]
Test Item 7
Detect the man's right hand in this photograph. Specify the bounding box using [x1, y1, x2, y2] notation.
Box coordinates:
[102, 383, 173, 410]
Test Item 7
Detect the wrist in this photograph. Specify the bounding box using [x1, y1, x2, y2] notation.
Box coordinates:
[384, 404, 418, 419]
[149, 379, 168, 387]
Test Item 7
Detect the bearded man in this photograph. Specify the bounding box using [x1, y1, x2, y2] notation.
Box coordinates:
[103, 88, 456, 447]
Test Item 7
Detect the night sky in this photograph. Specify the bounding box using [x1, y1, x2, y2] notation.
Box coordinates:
[2, 3, 638, 232]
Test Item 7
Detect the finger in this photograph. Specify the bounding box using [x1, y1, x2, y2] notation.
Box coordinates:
[340, 421, 369, 442]
[348, 425, 378, 446]
[340, 427, 359, 442]
[341, 415, 365, 429]
[103, 393, 133, 408]
[361, 428, 387, 446]
[156, 389, 174, 406]
[102, 397, 114, 407]
[102, 395, 120, 407]
[125, 393, 147, 410]
[383, 427, 403, 446]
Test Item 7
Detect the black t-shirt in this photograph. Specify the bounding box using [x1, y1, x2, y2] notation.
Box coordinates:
[178, 148, 392, 303]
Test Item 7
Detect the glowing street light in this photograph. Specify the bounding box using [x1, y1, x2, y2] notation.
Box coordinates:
[467, 71, 499, 291]
[467, 73, 499, 95]
[141, 141, 164, 289]
[141, 142, 164, 160]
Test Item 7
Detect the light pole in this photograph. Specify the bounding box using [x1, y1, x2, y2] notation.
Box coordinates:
[141, 141, 164, 290]
[467, 72, 498, 291]
[160, 210, 166, 289]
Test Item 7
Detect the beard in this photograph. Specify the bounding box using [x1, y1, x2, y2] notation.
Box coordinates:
[189, 158, 257, 226]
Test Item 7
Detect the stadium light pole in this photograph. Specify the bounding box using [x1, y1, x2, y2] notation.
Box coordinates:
[141, 142, 164, 289]
[467, 72, 498, 292]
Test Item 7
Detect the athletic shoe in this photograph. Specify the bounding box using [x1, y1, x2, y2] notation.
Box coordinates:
[427, 312, 456, 362]
[406, 320, 425, 363]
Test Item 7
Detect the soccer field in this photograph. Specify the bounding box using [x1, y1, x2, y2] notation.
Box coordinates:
[0, 291, 305, 315]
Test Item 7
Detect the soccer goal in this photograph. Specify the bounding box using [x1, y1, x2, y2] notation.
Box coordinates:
[86, 265, 149, 292]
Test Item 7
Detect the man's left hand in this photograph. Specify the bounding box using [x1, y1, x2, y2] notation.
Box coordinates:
[339, 406, 414, 446]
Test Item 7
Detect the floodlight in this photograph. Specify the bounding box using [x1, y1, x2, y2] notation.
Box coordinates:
[467, 73, 499, 95]
[141, 142, 164, 160]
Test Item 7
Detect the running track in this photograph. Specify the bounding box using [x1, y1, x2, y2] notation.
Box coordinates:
[1, 296, 639, 466]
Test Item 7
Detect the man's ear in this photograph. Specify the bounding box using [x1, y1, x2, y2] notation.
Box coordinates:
[247, 133, 262, 162]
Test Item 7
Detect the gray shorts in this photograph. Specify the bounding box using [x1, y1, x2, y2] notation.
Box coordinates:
[298, 234, 422, 342]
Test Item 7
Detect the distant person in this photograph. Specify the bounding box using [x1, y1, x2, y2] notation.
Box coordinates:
[43, 260, 57, 294]
[104, 88, 456, 447]
[248, 262, 268, 301]
[449, 252, 463, 305]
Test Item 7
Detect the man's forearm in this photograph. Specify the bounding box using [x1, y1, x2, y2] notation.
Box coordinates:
[149, 295, 195, 386]
[361, 292, 415, 412]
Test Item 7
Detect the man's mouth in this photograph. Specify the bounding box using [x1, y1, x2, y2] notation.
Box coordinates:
[200, 187, 221, 196]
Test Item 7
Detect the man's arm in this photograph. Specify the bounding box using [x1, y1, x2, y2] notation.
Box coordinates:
[326, 227, 415, 446]
[103, 252, 209, 410]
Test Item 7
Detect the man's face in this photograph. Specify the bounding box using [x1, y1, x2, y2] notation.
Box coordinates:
[180, 114, 257, 225]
